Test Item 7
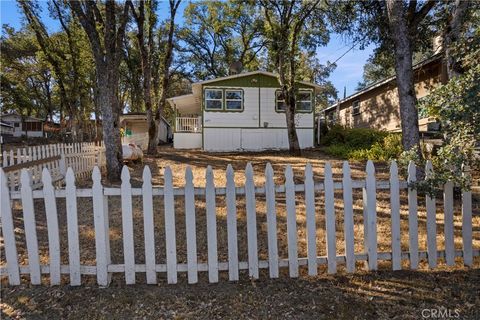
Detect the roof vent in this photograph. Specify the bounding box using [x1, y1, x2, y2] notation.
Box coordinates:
[229, 61, 243, 75]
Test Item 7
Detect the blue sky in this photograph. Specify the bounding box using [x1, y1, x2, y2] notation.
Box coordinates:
[0, 0, 375, 98]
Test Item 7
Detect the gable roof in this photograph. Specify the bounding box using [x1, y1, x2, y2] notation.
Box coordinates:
[194, 71, 322, 90]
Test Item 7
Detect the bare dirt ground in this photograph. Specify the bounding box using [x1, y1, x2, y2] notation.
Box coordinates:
[1, 146, 479, 319]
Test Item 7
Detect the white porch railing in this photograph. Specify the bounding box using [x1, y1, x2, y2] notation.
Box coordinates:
[175, 117, 201, 133]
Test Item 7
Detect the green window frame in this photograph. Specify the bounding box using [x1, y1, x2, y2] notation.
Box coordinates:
[275, 89, 313, 113]
[204, 89, 223, 110]
[203, 87, 244, 112]
[296, 90, 313, 113]
[225, 89, 244, 111]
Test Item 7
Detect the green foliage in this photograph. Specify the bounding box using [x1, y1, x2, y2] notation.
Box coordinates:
[321, 125, 402, 161]
[321, 125, 387, 149]
[350, 134, 403, 161]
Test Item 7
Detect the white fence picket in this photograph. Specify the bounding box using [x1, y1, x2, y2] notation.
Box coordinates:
[66, 168, 81, 285]
[92, 167, 109, 286]
[205, 166, 218, 283]
[425, 161, 437, 268]
[443, 181, 455, 266]
[142, 166, 157, 284]
[390, 161, 401, 270]
[285, 165, 298, 277]
[462, 165, 473, 266]
[226, 164, 238, 281]
[324, 162, 336, 274]
[20, 169, 41, 284]
[185, 166, 198, 284]
[407, 161, 419, 269]
[304, 163, 317, 276]
[245, 163, 259, 279]
[0, 168, 20, 285]
[365, 160, 377, 271]
[42, 168, 61, 285]
[342, 161, 355, 273]
[121, 166, 136, 284]
[164, 166, 177, 284]
[265, 163, 279, 279]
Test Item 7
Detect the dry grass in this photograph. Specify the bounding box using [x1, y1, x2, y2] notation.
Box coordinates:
[1, 147, 479, 319]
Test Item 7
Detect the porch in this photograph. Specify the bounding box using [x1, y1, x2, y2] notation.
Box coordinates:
[167, 93, 203, 150]
[174, 116, 202, 149]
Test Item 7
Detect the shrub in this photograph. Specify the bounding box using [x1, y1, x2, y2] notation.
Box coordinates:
[322, 125, 403, 161]
[324, 144, 353, 158]
[321, 125, 387, 149]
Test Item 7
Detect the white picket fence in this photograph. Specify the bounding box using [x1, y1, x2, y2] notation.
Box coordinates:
[0, 160, 477, 287]
[0, 142, 105, 191]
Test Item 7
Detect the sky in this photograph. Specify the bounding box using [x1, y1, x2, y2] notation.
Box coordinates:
[0, 0, 376, 98]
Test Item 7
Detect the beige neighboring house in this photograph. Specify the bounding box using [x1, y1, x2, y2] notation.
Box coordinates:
[0, 111, 44, 137]
[323, 54, 446, 133]
[119, 113, 172, 151]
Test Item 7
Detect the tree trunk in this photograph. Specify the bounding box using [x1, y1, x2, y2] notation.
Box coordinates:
[386, 0, 422, 156]
[285, 87, 301, 155]
[97, 69, 123, 181]
[444, 0, 470, 79]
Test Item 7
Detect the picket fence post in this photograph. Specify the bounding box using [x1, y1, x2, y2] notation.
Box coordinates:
[92, 167, 110, 286]
[285, 164, 298, 277]
[245, 163, 259, 279]
[265, 163, 279, 278]
[342, 161, 355, 273]
[425, 161, 437, 268]
[365, 160, 377, 271]
[461, 165, 473, 266]
[205, 165, 218, 283]
[226, 164, 239, 281]
[407, 161, 419, 269]
[390, 160, 401, 270]
[185, 166, 198, 284]
[142, 166, 157, 284]
[443, 180, 455, 266]
[324, 162, 336, 274]
[66, 168, 81, 285]
[42, 168, 61, 285]
[20, 169, 41, 284]
[304, 163, 317, 276]
[0, 168, 20, 285]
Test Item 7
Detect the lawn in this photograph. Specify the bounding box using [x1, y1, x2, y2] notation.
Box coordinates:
[1, 147, 479, 319]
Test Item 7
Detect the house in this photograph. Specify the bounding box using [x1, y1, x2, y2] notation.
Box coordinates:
[0, 111, 44, 138]
[322, 54, 446, 133]
[119, 113, 171, 151]
[167, 71, 321, 152]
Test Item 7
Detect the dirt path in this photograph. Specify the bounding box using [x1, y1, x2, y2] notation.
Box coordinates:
[1, 269, 479, 319]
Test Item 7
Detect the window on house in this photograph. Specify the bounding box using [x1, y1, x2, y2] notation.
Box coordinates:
[225, 90, 243, 111]
[205, 89, 223, 110]
[352, 100, 360, 115]
[296, 90, 312, 112]
[24, 121, 42, 131]
[275, 90, 286, 112]
[14, 122, 20, 127]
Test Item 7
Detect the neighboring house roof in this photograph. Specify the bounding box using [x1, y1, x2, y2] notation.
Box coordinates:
[0, 122, 14, 128]
[120, 112, 170, 127]
[323, 53, 443, 113]
[0, 112, 44, 122]
[167, 70, 322, 113]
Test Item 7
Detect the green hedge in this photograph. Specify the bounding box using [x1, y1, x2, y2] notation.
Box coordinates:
[321, 125, 403, 161]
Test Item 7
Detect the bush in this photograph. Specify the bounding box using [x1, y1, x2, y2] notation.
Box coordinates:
[321, 125, 403, 161]
[324, 144, 353, 158]
[350, 134, 403, 161]
[321, 125, 387, 149]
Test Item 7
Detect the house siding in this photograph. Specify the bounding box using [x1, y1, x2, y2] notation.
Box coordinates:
[326, 57, 446, 132]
